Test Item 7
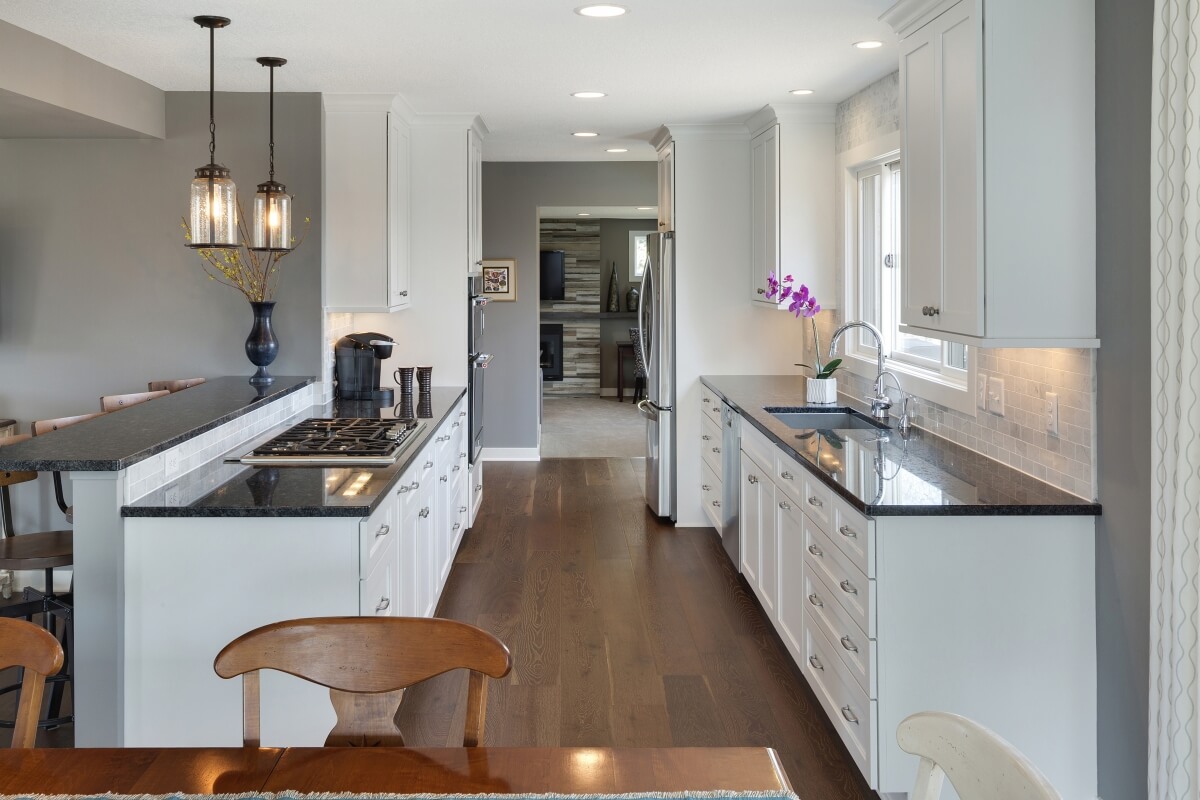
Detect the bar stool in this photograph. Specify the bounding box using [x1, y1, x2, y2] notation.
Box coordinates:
[0, 435, 72, 732]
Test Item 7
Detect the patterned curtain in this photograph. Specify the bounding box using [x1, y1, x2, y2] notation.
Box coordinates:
[1151, 1, 1200, 797]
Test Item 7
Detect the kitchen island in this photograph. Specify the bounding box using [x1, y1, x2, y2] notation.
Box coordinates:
[699, 375, 1098, 800]
[0, 378, 474, 748]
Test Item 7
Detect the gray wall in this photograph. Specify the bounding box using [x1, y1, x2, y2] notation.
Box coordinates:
[1095, 1, 1152, 797]
[481, 161, 657, 450]
[0, 91, 323, 525]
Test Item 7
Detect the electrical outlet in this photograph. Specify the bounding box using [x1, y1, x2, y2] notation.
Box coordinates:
[987, 376, 1005, 416]
[976, 374, 988, 410]
[1045, 391, 1060, 437]
[164, 449, 181, 479]
[165, 486, 181, 506]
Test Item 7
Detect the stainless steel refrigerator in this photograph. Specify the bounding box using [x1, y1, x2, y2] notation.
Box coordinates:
[636, 231, 676, 520]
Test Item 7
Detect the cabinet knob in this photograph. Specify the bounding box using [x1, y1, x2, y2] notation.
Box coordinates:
[475, 260, 483, 266]
[399, 290, 409, 297]
[838, 524, 858, 539]
[922, 305, 940, 317]
[459, 505, 468, 513]
[453, 465, 461, 472]
[440, 475, 449, 482]
[460, 452, 467, 459]
[808, 655, 824, 671]
[757, 287, 766, 295]
[419, 507, 431, 518]
[712, 446, 721, 454]
[460, 411, 467, 417]
[453, 421, 461, 428]
[702, 484, 711, 492]
[747, 474, 758, 485]
[778, 501, 791, 510]
[712, 500, 721, 508]
[425, 460, 435, 469]
[702, 434, 711, 441]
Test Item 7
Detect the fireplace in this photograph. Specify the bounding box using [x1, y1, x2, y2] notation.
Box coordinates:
[540, 324, 563, 382]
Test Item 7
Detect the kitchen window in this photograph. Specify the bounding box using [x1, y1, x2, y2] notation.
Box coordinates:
[843, 155, 974, 413]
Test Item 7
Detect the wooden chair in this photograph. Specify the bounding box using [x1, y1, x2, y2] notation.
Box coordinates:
[214, 616, 512, 747]
[148, 378, 206, 393]
[32, 412, 107, 525]
[0, 436, 73, 734]
[897, 711, 1061, 800]
[99, 390, 169, 412]
[0, 617, 64, 748]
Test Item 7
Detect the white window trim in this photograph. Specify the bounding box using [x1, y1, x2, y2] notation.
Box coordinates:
[835, 132, 978, 417]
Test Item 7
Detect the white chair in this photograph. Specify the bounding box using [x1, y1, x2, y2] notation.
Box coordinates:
[897, 711, 1061, 800]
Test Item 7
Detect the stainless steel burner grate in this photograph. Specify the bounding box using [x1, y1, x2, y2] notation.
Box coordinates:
[239, 418, 425, 465]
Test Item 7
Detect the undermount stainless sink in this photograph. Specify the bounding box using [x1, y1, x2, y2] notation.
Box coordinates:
[763, 407, 887, 431]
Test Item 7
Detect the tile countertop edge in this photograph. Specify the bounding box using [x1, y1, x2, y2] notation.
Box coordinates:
[700, 375, 1102, 517]
[0, 377, 316, 472]
[120, 386, 468, 519]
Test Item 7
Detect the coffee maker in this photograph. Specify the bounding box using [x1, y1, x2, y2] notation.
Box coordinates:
[334, 332, 396, 404]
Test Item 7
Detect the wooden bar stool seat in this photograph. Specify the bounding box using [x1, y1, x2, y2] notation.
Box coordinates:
[100, 390, 168, 412]
[148, 378, 205, 393]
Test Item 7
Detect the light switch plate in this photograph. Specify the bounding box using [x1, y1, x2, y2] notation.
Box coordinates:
[976, 374, 988, 410]
[1045, 391, 1060, 437]
[987, 376, 1005, 416]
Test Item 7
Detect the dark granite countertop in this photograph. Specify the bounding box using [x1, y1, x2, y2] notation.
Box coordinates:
[0, 377, 315, 471]
[702, 375, 1101, 517]
[121, 387, 467, 518]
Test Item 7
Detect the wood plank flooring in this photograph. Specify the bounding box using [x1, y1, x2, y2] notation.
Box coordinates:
[398, 457, 877, 800]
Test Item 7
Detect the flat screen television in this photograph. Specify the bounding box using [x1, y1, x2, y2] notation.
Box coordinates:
[540, 250, 565, 301]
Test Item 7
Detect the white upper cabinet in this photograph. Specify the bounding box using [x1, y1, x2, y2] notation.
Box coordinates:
[746, 105, 835, 308]
[654, 134, 675, 232]
[883, 0, 1097, 347]
[323, 94, 412, 312]
[467, 126, 483, 273]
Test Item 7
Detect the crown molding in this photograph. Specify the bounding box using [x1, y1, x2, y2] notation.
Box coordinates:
[880, 0, 961, 39]
[321, 93, 396, 113]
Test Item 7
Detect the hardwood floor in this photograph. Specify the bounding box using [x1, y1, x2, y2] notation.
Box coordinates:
[399, 457, 876, 800]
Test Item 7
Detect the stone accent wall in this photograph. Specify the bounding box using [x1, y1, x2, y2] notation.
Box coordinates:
[540, 219, 603, 394]
[836, 71, 900, 154]
[553, 321, 601, 395]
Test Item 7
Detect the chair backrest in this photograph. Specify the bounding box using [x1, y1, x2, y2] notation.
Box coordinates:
[0, 617, 64, 748]
[148, 378, 206, 393]
[100, 390, 169, 412]
[214, 616, 512, 748]
[32, 412, 106, 437]
[897, 712, 1061, 800]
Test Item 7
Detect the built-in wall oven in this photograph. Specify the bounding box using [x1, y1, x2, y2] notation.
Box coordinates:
[467, 275, 492, 464]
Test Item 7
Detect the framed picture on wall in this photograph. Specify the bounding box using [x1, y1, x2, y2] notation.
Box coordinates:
[482, 259, 518, 301]
[629, 231, 650, 281]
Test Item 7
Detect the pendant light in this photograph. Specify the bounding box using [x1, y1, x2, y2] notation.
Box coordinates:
[187, 15, 238, 249]
[250, 57, 292, 251]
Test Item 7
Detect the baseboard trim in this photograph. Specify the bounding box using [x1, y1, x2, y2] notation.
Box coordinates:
[480, 447, 541, 462]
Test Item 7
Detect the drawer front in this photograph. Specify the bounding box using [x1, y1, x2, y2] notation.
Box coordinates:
[701, 415, 723, 474]
[773, 449, 805, 506]
[359, 498, 397, 575]
[831, 494, 875, 578]
[804, 569, 875, 697]
[741, 418, 776, 475]
[700, 386, 723, 425]
[803, 515, 875, 638]
[801, 469, 833, 531]
[701, 459, 724, 530]
[361, 551, 396, 617]
[804, 612, 877, 787]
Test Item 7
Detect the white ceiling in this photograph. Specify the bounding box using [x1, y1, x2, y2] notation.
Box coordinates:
[540, 205, 658, 219]
[0, 0, 900, 161]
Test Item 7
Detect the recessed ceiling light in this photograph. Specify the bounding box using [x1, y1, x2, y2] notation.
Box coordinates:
[789, 89, 814, 96]
[576, 4, 627, 17]
[854, 40, 883, 49]
[607, 148, 629, 153]
[572, 91, 607, 99]
[577, 212, 592, 216]
[636, 207, 653, 211]
[573, 131, 599, 137]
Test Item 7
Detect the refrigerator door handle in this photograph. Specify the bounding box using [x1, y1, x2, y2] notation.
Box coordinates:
[637, 257, 654, 378]
[637, 399, 657, 421]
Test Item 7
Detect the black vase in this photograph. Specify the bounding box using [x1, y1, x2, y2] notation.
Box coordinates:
[246, 301, 279, 387]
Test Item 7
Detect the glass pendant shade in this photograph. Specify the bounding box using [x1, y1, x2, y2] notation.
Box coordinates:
[251, 180, 292, 251]
[189, 164, 238, 249]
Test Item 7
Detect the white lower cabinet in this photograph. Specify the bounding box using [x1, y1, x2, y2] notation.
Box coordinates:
[722, 399, 1098, 798]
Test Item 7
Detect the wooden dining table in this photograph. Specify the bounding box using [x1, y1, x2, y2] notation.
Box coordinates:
[0, 746, 794, 796]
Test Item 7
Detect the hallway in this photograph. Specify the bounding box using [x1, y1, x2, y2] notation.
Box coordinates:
[539, 395, 644, 459]
[399, 457, 874, 800]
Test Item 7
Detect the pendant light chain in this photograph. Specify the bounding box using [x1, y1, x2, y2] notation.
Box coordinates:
[208, 24, 216, 163]
[268, 64, 275, 182]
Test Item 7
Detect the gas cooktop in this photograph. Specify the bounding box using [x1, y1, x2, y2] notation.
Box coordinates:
[238, 418, 426, 466]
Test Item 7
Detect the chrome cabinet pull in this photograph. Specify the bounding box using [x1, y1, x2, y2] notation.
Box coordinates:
[398, 291, 409, 297]
[411, 480, 420, 490]
[840, 635, 859, 653]
[399, 480, 419, 493]
[712, 446, 720, 454]
[808, 655, 824, 671]
[453, 465, 461, 472]
[452, 523, 462, 531]
[748, 474, 758, 484]
[459, 411, 467, 417]
[701, 434, 711, 441]
[702, 484, 711, 492]
[757, 287, 766, 295]
[424, 460, 434, 470]
[779, 501, 791, 510]
[841, 705, 859, 725]
[375, 524, 390, 539]
[475, 484, 482, 493]
[807, 544, 822, 557]
[807, 496, 824, 508]
[375, 597, 390, 613]
[440, 475, 449, 482]
[808, 593, 823, 607]
[781, 470, 794, 480]
[838, 524, 858, 539]
[452, 421, 461, 428]
[712, 500, 721, 508]
[702, 397, 710, 404]
[840, 579, 859, 596]
[419, 507, 431, 518]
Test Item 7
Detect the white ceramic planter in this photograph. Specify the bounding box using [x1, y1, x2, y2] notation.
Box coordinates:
[806, 377, 837, 404]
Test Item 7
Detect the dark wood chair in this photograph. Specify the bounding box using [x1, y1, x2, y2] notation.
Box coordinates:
[148, 378, 206, 393]
[99, 389, 169, 412]
[0, 617, 64, 748]
[213, 616, 512, 748]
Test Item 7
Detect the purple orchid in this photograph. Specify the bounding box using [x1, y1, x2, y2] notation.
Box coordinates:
[763, 271, 839, 379]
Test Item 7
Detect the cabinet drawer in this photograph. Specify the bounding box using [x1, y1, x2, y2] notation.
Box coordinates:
[773, 449, 805, 506]
[803, 515, 874, 638]
[701, 459, 724, 530]
[701, 415, 723, 473]
[741, 418, 776, 475]
[700, 386, 723, 426]
[804, 568, 875, 697]
[359, 498, 396, 575]
[804, 612, 877, 787]
[361, 552, 395, 617]
[831, 494, 875, 578]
